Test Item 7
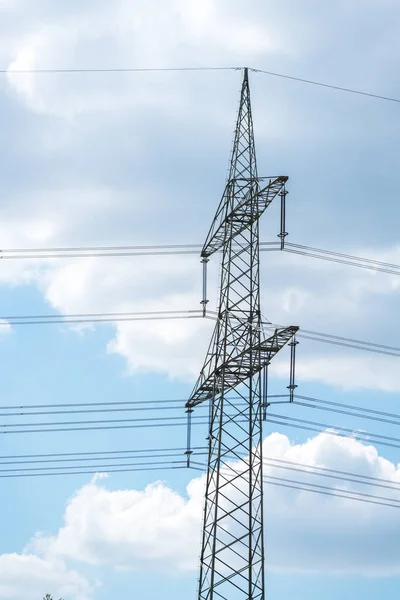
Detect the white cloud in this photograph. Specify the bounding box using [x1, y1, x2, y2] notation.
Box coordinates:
[38, 245, 400, 389]
[33, 432, 400, 576]
[0, 236, 398, 390]
[4, 0, 282, 119]
[0, 553, 93, 600]
[0, 0, 399, 393]
[36, 474, 203, 573]
[285, 353, 400, 393]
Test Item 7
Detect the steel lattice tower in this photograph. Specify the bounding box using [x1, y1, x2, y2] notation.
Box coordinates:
[186, 68, 298, 600]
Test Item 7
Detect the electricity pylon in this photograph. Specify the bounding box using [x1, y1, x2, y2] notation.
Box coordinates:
[186, 68, 298, 600]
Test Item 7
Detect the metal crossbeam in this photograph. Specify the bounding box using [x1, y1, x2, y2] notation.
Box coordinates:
[187, 326, 297, 408]
[201, 176, 288, 258]
[188, 68, 298, 600]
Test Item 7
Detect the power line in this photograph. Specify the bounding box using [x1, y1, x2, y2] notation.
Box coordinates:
[294, 397, 400, 428]
[0, 463, 188, 479]
[191, 462, 400, 509]
[0, 445, 206, 461]
[1, 445, 397, 493]
[0, 309, 203, 322]
[263, 478, 400, 510]
[251, 68, 400, 105]
[0, 400, 391, 430]
[1, 239, 399, 285]
[263, 458, 400, 493]
[1, 243, 202, 253]
[295, 332, 400, 356]
[0, 404, 199, 417]
[268, 412, 400, 445]
[0, 241, 278, 259]
[0, 452, 208, 467]
[3, 64, 400, 104]
[0, 458, 189, 474]
[0, 414, 200, 429]
[296, 394, 400, 421]
[2, 392, 400, 427]
[266, 415, 400, 451]
[0, 311, 214, 326]
[0, 249, 202, 259]
[0, 418, 210, 435]
[3, 391, 400, 443]
[287, 242, 400, 270]
[0, 450, 397, 513]
[0, 394, 265, 411]
[1, 306, 398, 360]
[5, 410, 400, 451]
[263, 474, 400, 507]
[293, 329, 400, 357]
[3, 66, 238, 74]
[284, 246, 400, 276]
[1, 450, 399, 511]
[209, 451, 400, 492]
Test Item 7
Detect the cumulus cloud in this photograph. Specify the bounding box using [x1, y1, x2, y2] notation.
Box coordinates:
[283, 353, 400, 392]
[4, 0, 281, 119]
[38, 245, 400, 388]
[33, 432, 400, 576]
[0, 0, 399, 393]
[0, 553, 93, 600]
[35, 475, 203, 573]
[0, 237, 398, 389]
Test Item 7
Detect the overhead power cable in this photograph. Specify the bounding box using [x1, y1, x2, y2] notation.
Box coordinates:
[263, 474, 400, 508]
[284, 244, 400, 276]
[291, 329, 400, 357]
[2, 467, 399, 510]
[0, 451, 208, 467]
[262, 477, 400, 510]
[3, 65, 400, 104]
[287, 243, 400, 270]
[2, 391, 400, 431]
[4, 410, 400, 450]
[294, 396, 400, 427]
[190, 462, 400, 509]
[1, 445, 398, 493]
[3, 66, 238, 74]
[0, 309, 215, 326]
[263, 457, 400, 493]
[1, 240, 399, 283]
[266, 414, 400, 451]
[1, 447, 399, 509]
[1, 307, 398, 361]
[0, 394, 270, 411]
[295, 394, 400, 421]
[0, 445, 205, 461]
[2, 393, 400, 427]
[0, 463, 188, 479]
[250, 68, 400, 104]
[0, 394, 284, 413]
[209, 451, 400, 493]
[0, 241, 278, 259]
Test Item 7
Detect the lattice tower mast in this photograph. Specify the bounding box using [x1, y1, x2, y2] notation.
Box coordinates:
[186, 68, 297, 600]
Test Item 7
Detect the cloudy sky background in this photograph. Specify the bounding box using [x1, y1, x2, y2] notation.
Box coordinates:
[0, 1, 400, 599]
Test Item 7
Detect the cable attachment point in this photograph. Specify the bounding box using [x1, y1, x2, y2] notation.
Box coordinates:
[185, 407, 194, 467]
[200, 258, 209, 317]
[287, 336, 298, 402]
[262, 361, 269, 421]
[278, 186, 289, 250]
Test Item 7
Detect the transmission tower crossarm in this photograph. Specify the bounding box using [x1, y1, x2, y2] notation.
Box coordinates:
[201, 176, 288, 258]
[186, 325, 298, 408]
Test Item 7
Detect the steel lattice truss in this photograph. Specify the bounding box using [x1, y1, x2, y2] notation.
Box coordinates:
[186, 69, 298, 600]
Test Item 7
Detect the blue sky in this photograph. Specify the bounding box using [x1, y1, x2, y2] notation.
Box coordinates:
[0, 1, 400, 599]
